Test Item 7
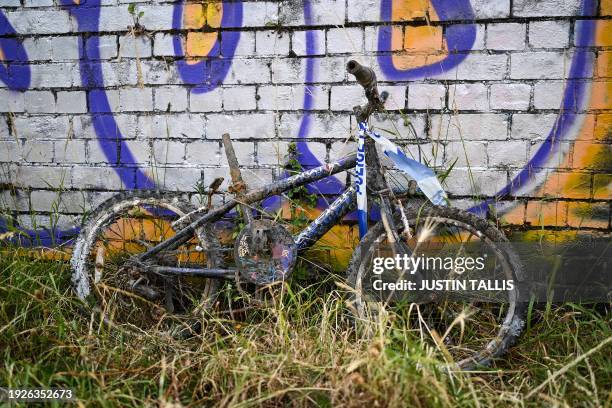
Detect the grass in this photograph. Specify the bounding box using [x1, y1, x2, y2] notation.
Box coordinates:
[0, 249, 611, 407]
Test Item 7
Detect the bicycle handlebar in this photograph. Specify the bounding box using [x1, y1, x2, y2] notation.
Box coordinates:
[346, 60, 384, 118]
[346, 60, 376, 91]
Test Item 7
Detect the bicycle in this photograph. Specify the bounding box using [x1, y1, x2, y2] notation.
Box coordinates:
[70, 60, 526, 370]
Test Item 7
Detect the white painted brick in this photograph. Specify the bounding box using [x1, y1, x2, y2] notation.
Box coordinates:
[292, 30, 325, 56]
[153, 141, 185, 164]
[241, 2, 279, 27]
[119, 34, 152, 58]
[256, 30, 290, 56]
[153, 33, 174, 57]
[190, 88, 222, 112]
[220, 141, 255, 166]
[272, 58, 307, 84]
[257, 85, 329, 111]
[347, 0, 379, 22]
[432, 54, 507, 80]
[486, 23, 526, 50]
[0, 141, 18, 162]
[470, 0, 510, 18]
[327, 27, 363, 54]
[71, 166, 129, 190]
[330, 140, 356, 162]
[22, 140, 53, 163]
[7, 10, 72, 34]
[444, 141, 488, 167]
[137, 5, 174, 31]
[242, 168, 275, 189]
[379, 85, 407, 110]
[49, 36, 80, 60]
[14, 116, 69, 139]
[143, 60, 180, 85]
[0, 90, 25, 113]
[257, 141, 290, 165]
[24, 91, 55, 114]
[444, 168, 508, 196]
[408, 84, 445, 110]
[88, 36, 118, 59]
[448, 83, 488, 111]
[278, 113, 350, 139]
[206, 113, 275, 139]
[487, 140, 527, 167]
[29, 63, 76, 88]
[56, 91, 87, 114]
[16, 166, 69, 189]
[430, 114, 509, 141]
[511, 113, 558, 141]
[186, 141, 221, 166]
[121, 140, 150, 164]
[120, 88, 153, 112]
[317, 57, 347, 83]
[489, 83, 531, 110]
[54, 140, 86, 163]
[22, 37, 52, 61]
[0, 0, 20, 6]
[533, 81, 565, 109]
[154, 86, 188, 112]
[142, 114, 205, 139]
[233, 31, 256, 56]
[369, 113, 428, 142]
[24, 0, 54, 7]
[280, 0, 345, 26]
[223, 58, 270, 84]
[510, 52, 566, 79]
[157, 167, 202, 192]
[96, 8, 133, 32]
[330, 85, 367, 111]
[224, 87, 256, 111]
[513, 0, 583, 17]
[529, 21, 570, 49]
[92, 89, 119, 112]
[87, 140, 117, 164]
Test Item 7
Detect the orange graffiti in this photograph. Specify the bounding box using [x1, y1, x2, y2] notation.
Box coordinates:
[503, 20, 611, 230]
[184, 2, 223, 64]
[391, 0, 447, 71]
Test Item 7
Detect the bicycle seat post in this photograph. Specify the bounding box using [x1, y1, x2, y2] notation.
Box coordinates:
[222, 133, 254, 225]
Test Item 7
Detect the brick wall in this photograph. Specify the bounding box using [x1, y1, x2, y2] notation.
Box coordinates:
[0, 0, 610, 246]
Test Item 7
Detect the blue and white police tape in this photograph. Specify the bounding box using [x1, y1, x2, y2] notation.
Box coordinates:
[355, 122, 448, 238]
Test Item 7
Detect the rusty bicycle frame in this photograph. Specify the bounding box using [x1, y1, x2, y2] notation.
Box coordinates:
[131, 60, 406, 281]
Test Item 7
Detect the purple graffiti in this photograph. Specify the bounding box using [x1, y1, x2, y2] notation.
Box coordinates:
[172, 2, 242, 93]
[378, 0, 476, 79]
[61, 0, 154, 190]
[0, 12, 30, 91]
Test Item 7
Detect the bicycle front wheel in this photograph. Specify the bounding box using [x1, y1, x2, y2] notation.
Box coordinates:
[347, 205, 526, 370]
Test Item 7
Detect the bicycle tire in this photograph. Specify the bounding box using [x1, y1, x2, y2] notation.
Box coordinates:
[346, 204, 527, 370]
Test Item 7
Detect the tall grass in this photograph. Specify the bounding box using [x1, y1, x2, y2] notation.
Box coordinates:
[0, 250, 610, 407]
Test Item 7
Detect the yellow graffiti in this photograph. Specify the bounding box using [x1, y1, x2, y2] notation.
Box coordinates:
[391, 0, 447, 70]
[502, 20, 611, 231]
[0, 45, 5, 67]
[184, 2, 223, 64]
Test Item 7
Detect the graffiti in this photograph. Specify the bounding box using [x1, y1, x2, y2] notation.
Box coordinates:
[172, 2, 242, 92]
[0, 0, 609, 250]
[0, 12, 30, 91]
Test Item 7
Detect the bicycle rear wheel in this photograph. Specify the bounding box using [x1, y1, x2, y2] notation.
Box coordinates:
[70, 190, 222, 332]
[347, 205, 526, 370]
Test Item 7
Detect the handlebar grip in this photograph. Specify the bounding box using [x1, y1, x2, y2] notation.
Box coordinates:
[346, 60, 376, 90]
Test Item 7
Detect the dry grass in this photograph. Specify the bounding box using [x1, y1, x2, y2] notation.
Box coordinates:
[0, 250, 610, 407]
